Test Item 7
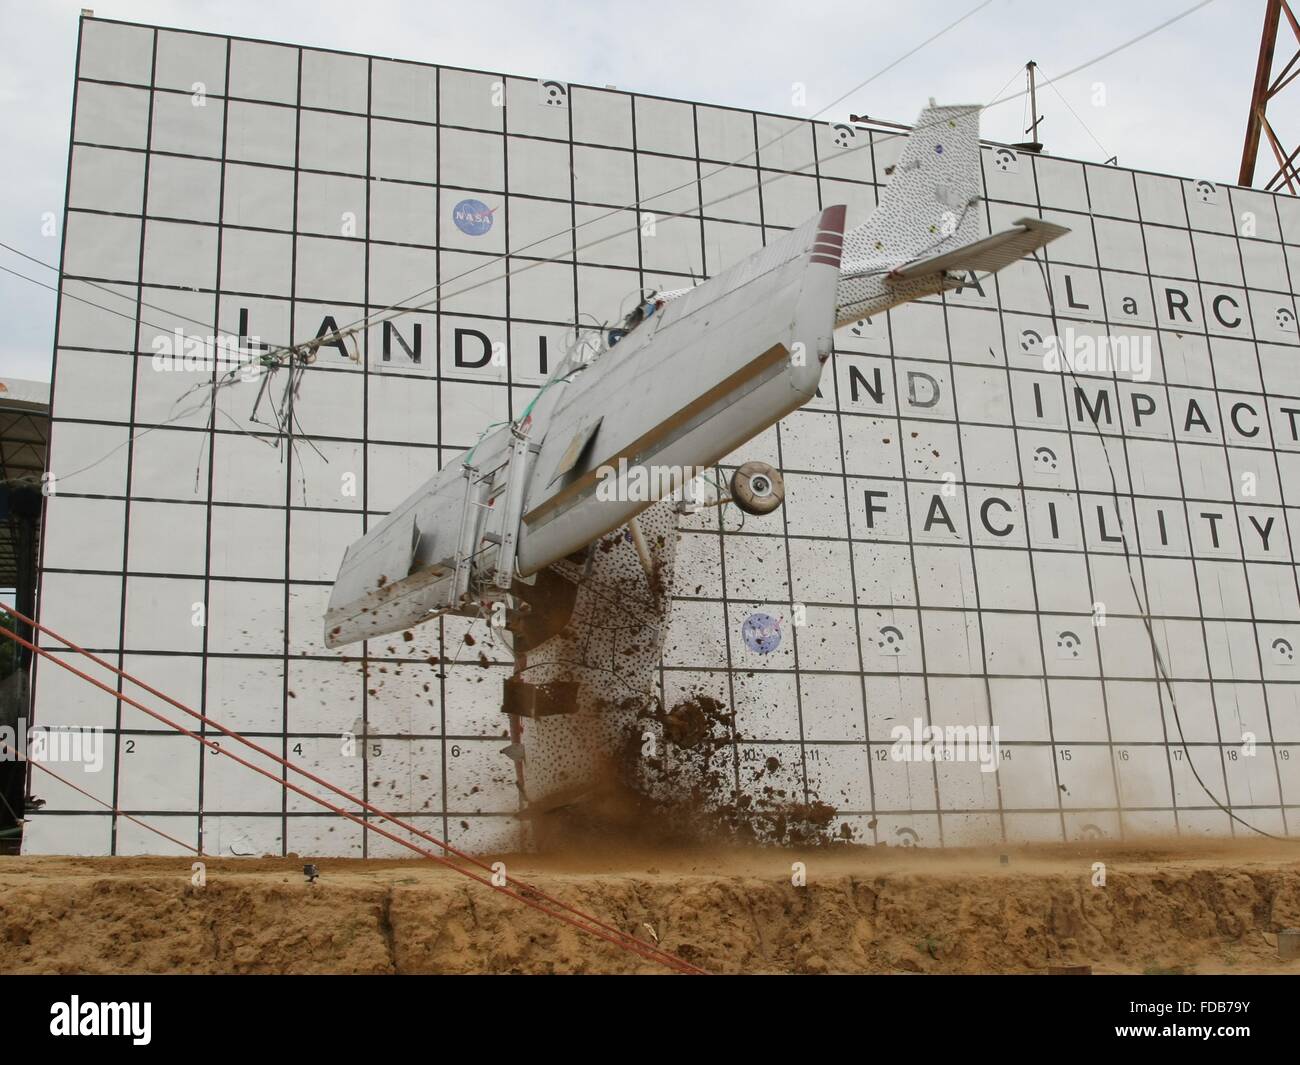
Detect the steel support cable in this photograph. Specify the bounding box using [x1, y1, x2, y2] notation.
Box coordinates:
[1, 2, 995, 370]
[1026, 253, 1298, 844]
[0, 607, 706, 973]
[2, 0, 1220, 496]
[4, 4, 1013, 368]
[1, 623, 704, 973]
[201, 0, 997, 364]
[3, 0, 1216, 382]
[238, 0, 1218, 361]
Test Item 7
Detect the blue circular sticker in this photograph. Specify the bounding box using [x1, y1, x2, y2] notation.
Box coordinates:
[741, 612, 782, 654]
[452, 198, 495, 236]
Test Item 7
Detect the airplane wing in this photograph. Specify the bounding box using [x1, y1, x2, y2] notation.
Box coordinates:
[323, 204, 846, 647]
[888, 217, 1069, 280]
[323, 425, 517, 648]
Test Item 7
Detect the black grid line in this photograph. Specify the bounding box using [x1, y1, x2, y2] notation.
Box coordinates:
[1130, 171, 1237, 835]
[1029, 154, 1123, 840]
[25, 17, 1300, 854]
[195, 34, 234, 855]
[107, 27, 158, 855]
[1181, 183, 1288, 833]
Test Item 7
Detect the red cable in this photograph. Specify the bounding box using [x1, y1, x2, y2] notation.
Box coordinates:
[0, 738, 201, 855]
[4, 625, 695, 973]
[0, 607, 705, 974]
[1, 603, 700, 972]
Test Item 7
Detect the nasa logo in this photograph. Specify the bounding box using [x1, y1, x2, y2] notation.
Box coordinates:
[741, 612, 782, 654]
[452, 198, 495, 236]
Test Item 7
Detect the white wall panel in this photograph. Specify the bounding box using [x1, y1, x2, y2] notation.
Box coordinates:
[30, 17, 1300, 857]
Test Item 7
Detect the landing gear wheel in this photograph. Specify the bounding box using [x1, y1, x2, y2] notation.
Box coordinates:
[730, 461, 785, 515]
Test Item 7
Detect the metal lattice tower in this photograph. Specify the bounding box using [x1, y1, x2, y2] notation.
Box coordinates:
[1240, 0, 1300, 192]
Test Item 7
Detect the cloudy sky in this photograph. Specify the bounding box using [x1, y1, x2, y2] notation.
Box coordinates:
[0, 0, 1287, 381]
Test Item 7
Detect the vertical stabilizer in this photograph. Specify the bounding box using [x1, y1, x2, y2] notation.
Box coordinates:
[836, 103, 983, 320]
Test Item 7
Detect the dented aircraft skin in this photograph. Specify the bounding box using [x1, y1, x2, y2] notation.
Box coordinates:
[325, 103, 1068, 653]
[324, 203, 846, 649]
[513, 204, 844, 575]
[323, 103, 1069, 811]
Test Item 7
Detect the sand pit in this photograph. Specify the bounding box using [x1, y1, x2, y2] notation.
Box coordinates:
[3, 838, 1300, 974]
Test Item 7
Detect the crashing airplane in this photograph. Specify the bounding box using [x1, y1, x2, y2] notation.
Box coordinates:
[324, 103, 1068, 801]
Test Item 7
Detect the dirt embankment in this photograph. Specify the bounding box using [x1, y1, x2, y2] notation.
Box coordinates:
[3, 840, 1300, 974]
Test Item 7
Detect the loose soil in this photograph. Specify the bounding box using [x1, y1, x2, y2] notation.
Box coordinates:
[4, 838, 1300, 974]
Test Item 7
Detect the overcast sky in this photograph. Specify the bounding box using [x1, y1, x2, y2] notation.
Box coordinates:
[0, 0, 1288, 382]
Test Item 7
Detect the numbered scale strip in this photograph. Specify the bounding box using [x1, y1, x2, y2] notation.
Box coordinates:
[0, 603, 707, 976]
[0, 737, 202, 855]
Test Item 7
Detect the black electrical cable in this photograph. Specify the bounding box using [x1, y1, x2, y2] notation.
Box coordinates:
[1027, 250, 1297, 843]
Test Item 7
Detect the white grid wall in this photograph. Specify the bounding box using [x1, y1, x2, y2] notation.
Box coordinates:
[24, 16, 1300, 856]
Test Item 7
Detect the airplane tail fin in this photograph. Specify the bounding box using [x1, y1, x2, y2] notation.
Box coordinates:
[837, 103, 982, 312]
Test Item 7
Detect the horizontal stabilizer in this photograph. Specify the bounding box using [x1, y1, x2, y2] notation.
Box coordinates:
[889, 217, 1069, 280]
